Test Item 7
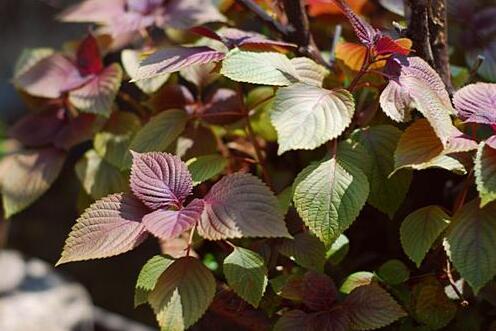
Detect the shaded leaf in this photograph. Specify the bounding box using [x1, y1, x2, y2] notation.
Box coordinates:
[198, 173, 290, 240]
[293, 157, 369, 245]
[76, 34, 104, 76]
[475, 139, 496, 207]
[345, 283, 407, 330]
[57, 193, 149, 265]
[14, 48, 54, 78]
[135, 46, 225, 80]
[129, 109, 188, 155]
[413, 279, 457, 329]
[164, 0, 226, 29]
[290, 57, 329, 87]
[179, 62, 219, 89]
[130, 152, 193, 210]
[354, 125, 412, 217]
[149, 256, 216, 330]
[186, 154, 227, 186]
[279, 232, 326, 272]
[9, 109, 65, 147]
[143, 199, 203, 240]
[445, 199, 496, 293]
[135, 255, 174, 307]
[201, 88, 244, 125]
[223, 247, 268, 307]
[377, 259, 410, 285]
[271, 83, 355, 154]
[69, 63, 123, 117]
[94, 132, 132, 170]
[75, 149, 128, 199]
[301, 271, 338, 311]
[400, 206, 450, 267]
[0, 147, 66, 218]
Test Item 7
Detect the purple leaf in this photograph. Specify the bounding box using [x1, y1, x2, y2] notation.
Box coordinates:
[58, 0, 125, 24]
[57, 193, 149, 265]
[302, 272, 338, 311]
[197, 173, 290, 240]
[76, 34, 104, 76]
[69, 63, 123, 117]
[135, 46, 225, 80]
[0, 147, 66, 218]
[164, 0, 226, 29]
[54, 113, 99, 150]
[14, 54, 88, 99]
[453, 83, 496, 125]
[143, 199, 204, 240]
[201, 88, 245, 125]
[331, 0, 379, 46]
[379, 79, 413, 122]
[9, 109, 66, 147]
[275, 308, 351, 331]
[130, 152, 193, 210]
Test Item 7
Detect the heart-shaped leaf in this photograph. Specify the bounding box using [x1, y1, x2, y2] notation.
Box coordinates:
[135, 255, 174, 307]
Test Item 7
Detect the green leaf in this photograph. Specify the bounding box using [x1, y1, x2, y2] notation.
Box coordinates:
[149, 257, 216, 331]
[220, 49, 299, 86]
[0, 147, 66, 218]
[377, 259, 410, 285]
[122, 49, 169, 94]
[445, 200, 496, 293]
[223, 247, 268, 307]
[394, 119, 467, 175]
[130, 110, 187, 155]
[400, 206, 450, 267]
[413, 278, 457, 329]
[75, 149, 128, 200]
[475, 141, 496, 207]
[354, 125, 412, 218]
[279, 232, 326, 272]
[186, 154, 227, 186]
[271, 83, 355, 154]
[340, 272, 375, 294]
[293, 157, 369, 245]
[69, 63, 122, 117]
[290, 57, 329, 87]
[135, 255, 174, 307]
[94, 132, 132, 170]
[326, 234, 350, 265]
[345, 283, 407, 330]
[277, 186, 293, 215]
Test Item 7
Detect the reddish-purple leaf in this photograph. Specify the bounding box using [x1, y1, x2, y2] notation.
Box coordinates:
[148, 85, 195, 112]
[374, 35, 410, 56]
[15, 54, 88, 98]
[197, 173, 290, 240]
[130, 152, 193, 210]
[164, 0, 226, 29]
[69, 63, 123, 117]
[453, 83, 496, 125]
[54, 113, 99, 150]
[189, 26, 224, 42]
[302, 272, 338, 311]
[58, 0, 124, 24]
[9, 109, 66, 147]
[275, 308, 351, 331]
[201, 88, 244, 125]
[143, 199, 204, 240]
[76, 34, 104, 76]
[57, 193, 149, 265]
[331, 0, 378, 46]
[127, 0, 163, 14]
[135, 46, 225, 80]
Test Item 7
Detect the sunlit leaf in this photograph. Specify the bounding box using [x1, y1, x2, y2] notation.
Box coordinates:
[445, 199, 496, 293]
[290, 57, 329, 87]
[0, 147, 66, 218]
[57, 193, 149, 265]
[69, 63, 123, 117]
[143, 199, 203, 240]
[400, 206, 450, 267]
[475, 138, 496, 207]
[453, 82, 496, 126]
[223, 247, 268, 307]
[293, 157, 369, 245]
[340, 272, 375, 294]
[135, 46, 225, 80]
[330, 0, 378, 46]
[149, 256, 216, 330]
[130, 152, 193, 210]
[271, 83, 355, 154]
[307, 0, 367, 17]
[198, 173, 290, 240]
[122, 49, 170, 94]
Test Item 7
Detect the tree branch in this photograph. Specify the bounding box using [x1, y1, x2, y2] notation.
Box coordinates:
[407, 0, 452, 92]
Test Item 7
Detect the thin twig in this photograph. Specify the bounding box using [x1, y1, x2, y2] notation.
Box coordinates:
[445, 259, 469, 306]
[466, 55, 485, 85]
